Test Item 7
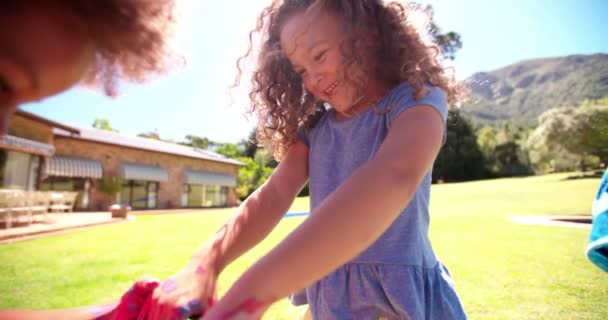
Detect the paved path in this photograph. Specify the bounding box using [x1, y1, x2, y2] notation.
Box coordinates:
[0, 212, 128, 244]
[0, 208, 228, 244]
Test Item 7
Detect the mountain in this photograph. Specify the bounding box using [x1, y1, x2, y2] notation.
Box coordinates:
[461, 53, 608, 126]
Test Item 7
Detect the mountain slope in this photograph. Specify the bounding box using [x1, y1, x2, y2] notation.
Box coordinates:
[461, 53, 608, 125]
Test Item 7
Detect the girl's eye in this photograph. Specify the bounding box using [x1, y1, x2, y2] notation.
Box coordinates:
[313, 50, 326, 62]
[0, 79, 11, 94]
[297, 69, 307, 76]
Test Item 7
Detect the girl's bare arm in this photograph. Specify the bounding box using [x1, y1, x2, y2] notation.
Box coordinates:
[205, 105, 445, 318]
[188, 141, 310, 274]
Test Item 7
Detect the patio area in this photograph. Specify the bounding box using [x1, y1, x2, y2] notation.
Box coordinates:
[0, 207, 212, 244]
[0, 212, 127, 244]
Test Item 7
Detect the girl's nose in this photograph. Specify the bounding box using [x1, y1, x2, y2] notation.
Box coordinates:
[311, 69, 324, 84]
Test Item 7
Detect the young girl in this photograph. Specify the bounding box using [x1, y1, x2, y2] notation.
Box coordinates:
[2, 0, 467, 318]
[145, 0, 467, 319]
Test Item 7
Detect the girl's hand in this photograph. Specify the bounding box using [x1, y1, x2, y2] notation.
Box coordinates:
[145, 263, 218, 320]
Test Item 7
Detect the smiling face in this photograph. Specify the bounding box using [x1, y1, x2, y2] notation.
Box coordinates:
[0, 2, 95, 133]
[279, 8, 386, 118]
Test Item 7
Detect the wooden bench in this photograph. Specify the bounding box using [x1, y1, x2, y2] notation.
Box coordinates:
[0, 190, 32, 228]
[49, 192, 78, 213]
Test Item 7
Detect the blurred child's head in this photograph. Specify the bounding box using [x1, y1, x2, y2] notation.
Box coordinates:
[240, 0, 460, 159]
[0, 0, 175, 133]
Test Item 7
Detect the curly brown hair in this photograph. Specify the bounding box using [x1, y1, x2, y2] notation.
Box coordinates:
[235, 0, 462, 160]
[60, 0, 176, 96]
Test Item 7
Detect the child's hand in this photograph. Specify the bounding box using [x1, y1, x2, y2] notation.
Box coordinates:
[145, 263, 218, 320]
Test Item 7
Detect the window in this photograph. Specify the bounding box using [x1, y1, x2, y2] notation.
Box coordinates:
[147, 182, 157, 208]
[181, 184, 190, 207]
[0, 150, 40, 190]
[205, 185, 227, 207]
[183, 184, 228, 207]
[121, 180, 159, 209]
[39, 177, 91, 210]
[187, 184, 204, 207]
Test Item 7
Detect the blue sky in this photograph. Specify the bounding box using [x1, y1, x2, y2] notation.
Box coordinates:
[21, 0, 608, 144]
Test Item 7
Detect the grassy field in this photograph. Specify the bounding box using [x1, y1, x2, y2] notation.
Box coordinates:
[0, 173, 606, 319]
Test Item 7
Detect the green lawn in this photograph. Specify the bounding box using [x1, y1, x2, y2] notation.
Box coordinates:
[0, 173, 606, 319]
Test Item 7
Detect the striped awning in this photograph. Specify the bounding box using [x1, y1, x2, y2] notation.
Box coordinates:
[121, 163, 168, 182]
[46, 156, 103, 178]
[0, 135, 54, 157]
[184, 170, 237, 187]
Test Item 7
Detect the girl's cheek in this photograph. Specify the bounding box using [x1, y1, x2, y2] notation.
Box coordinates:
[303, 79, 319, 95]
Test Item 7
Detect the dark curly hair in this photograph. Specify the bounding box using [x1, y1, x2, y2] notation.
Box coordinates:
[65, 0, 177, 96]
[235, 0, 462, 160]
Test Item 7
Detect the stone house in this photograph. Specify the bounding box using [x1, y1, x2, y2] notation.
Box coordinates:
[2, 110, 242, 211]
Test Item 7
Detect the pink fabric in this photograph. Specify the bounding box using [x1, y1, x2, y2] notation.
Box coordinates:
[112, 279, 159, 320]
[90, 278, 214, 320]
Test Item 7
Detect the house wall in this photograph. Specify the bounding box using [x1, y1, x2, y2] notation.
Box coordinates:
[8, 114, 54, 144]
[53, 137, 240, 210]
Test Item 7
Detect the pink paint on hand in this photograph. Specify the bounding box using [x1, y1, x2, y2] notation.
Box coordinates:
[160, 278, 178, 293]
[195, 265, 206, 275]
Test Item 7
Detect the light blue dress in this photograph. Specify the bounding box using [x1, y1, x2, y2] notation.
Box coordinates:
[293, 82, 467, 319]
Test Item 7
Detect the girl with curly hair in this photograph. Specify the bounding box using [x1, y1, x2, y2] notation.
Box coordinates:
[141, 0, 467, 319]
[2, 0, 468, 318]
[0, 0, 175, 134]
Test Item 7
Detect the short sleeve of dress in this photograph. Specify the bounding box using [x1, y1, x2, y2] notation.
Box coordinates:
[297, 127, 311, 146]
[385, 83, 449, 143]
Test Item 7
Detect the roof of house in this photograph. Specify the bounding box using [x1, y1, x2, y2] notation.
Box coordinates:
[15, 110, 80, 134]
[53, 126, 244, 166]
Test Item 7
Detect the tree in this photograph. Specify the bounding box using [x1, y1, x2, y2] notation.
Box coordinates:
[137, 129, 162, 140]
[527, 107, 579, 169]
[478, 124, 533, 176]
[527, 143, 579, 173]
[92, 118, 118, 132]
[492, 142, 532, 176]
[422, 5, 462, 60]
[528, 100, 608, 170]
[433, 109, 487, 182]
[234, 156, 273, 200]
[237, 127, 259, 159]
[581, 96, 608, 109]
[97, 176, 123, 205]
[214, 143, 243, 159]
[477, 125, 497, 159]
[577, 104, 608, 165]
[181, 135, 211, 149]
[253, 147, 274, 168]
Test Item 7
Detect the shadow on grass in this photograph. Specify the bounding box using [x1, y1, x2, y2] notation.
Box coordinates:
[561, 171, 604, 181]
[552, 216, 592, 224]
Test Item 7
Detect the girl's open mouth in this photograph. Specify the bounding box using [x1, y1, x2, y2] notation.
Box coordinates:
[323, 81, 340, 97]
